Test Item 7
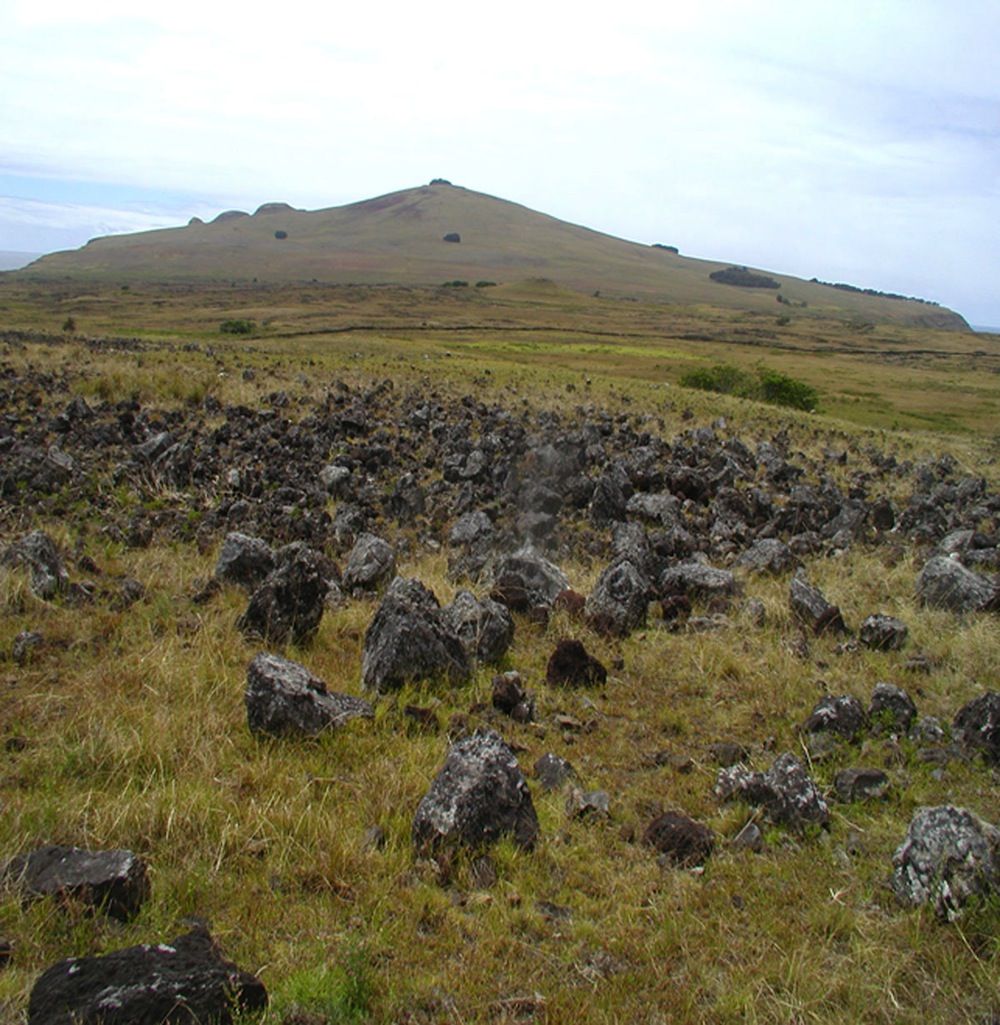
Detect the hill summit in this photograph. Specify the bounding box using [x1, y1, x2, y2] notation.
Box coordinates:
[15, 182, 967, 329]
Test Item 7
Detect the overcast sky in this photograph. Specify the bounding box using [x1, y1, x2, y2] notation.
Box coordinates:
[2, 0, 998, 324]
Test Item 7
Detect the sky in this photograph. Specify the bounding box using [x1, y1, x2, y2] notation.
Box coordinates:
[2, 0, 998, 324]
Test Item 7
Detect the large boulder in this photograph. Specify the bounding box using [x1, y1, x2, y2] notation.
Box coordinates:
[584, 558, 649, 637]
[4, 846, 149, 922]
[952, 691, 1000, 764]
[342, 532, 396, 593]
[413, 730, 539, 853]
[245, 653, 373, 737]
[213, 532, 275, 589]
[361, 577, 471, 693]
[236, 542, 331, 645]
[441, 590, 514, 664]
[890, 805, 1000, 919]
[715, 752, 829, 829]
[659, 560, 737, 602]
[1, 530, 69, 600]
[26, 926, 267, 1025]
[916, 556, 1000, 613]
[490, 548, 569, 612]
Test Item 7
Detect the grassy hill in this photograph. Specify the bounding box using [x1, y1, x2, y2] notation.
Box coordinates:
[14, 183, 968, 330]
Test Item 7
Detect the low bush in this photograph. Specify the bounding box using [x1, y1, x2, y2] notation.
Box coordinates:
[219, 319, 256, 335]
[680, 362, 818, 411]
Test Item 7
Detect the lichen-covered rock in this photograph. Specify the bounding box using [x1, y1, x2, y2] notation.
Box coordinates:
[859, 613, 908, 651]
[801, 695, 867, 741]
[789, 575, 846, 634]
[441, 590, 514, 664]
[361, 577, 471, 692]
[342, 532, 396, 593]
[1, 530, 69, 600]
[952, 691, 1000, 764]
[245, 653, 373, 737]
[659, 560, 737, 601]
[833, 768, 890, 802]
[26, 926, 267, 1025]
[890, 805, 1000, 919]
[5, 846, 149, 922]
[643, 812, 715, 866]
[715, 752, 829, 829]
[236, 542, 331, 645]
[584, 557, 649, 637]
[214, 532, 274, 589]
[413, 730, 539, 853]
[490, 548, 569, 611]
[869, 682, 918, 734]
[916, 556, 1000, 613]
[545, 639, 607, 687]
[736, 538, 798, 576]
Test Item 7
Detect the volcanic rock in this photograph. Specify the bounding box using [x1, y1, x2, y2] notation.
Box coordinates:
[1, 530, 69, 600]
[584, 557, 649, 637]
[736, 538, 798, 575]
[859, 613, 908, 651]
[801, 695, 867, 741]
[545, 639, 607, 687]
[789, 575, 847, 635]
[533, 753, 578, 791]
[441, 590, 514, 664]
[214, 532, 275, 589]
[490, 548, 569, 612]
[952, 691, 1000, 764]
[715, 752, 829, 829]
[916, 556, 1000, 613]
[833, 768, 891, 802]
[869, 682, 918, 734]
[643, 812, 715, 866]
[342, 532, 396, 593]
[659, 560, 737, 602]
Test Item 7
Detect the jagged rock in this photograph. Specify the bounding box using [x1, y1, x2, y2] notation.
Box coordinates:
[545, 639, 607, 687]
[412, 730, 539, 853]
[590, 472, 629, 526]
[659, 560, 737, 601]
[342, 532, 395, 593]
[890, 805, 1000, 919]
[869, 682, 918, 734]
[584, 558, 649, 637]
[736, 538, 798, 575]
[952, 691, 1000, 764]
[1, 531, 69, 600]
[12, 630, 43, 665]
[441, 590, 514, 664]
[789, 575, 847, 634]
[318, 463, 352, 498]
[214, 532, 275, 589]
[245, 653, 373, 737]
[135, 430, 174, 462]
[361, 577, 471, 693]
[715, 753, 829, 829]
[26, 926, 267, 1025]
[859, 613, 908, 651]
[5, 846, 149, 921]
[491, 672, 534, 722]
[643, 812, 714, 866]
[534, 753, 578, 791]
[490, 548, 569, 611]
[916, 556, 1000, 613]
[833, 768, 891, 802]
[449, 511, 494, 546]
[625, 492, 678, 527]
[566, 788, 610, 820]
[801, 695, 867, 741]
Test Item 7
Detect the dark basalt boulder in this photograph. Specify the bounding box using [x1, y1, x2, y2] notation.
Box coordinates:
[801, 695, 867, 741]
[916, 556, 1000, 613]
[413, 730, 539, 853]
[245, 653, 373, 737]
[5, 846, 149, 921]
[441, 590, 514, 664]
[545, 639, 607, 687]
[890, 805, 1000, 919]
[361, 577, 471, 693]
[492, 671, 534, 722]
[1, 530, 69, 600]
[213, 532, 275, 589]
[643, 812, 715, 866]
[859, 613, 908, 651]
[869, 682, 918, 734]
[533, 753, 578, 791]
[833, 768, 890, 802]
[789, 575, 847, 635]
[584, 558, 649, 637]
[236, 542, 332, 645]
[490, 548, 569, 612]
[342, 532, 396, 593]
[26, 926, 267, 1025]
[952, 691, 1000, 764]
[715, 752, 829, 829]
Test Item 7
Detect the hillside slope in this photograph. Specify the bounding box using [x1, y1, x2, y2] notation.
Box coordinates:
[15, 183, 967, 329]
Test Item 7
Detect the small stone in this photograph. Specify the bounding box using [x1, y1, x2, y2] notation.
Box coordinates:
[859, 614, 908, 651]
[12, 631, 43, 666]
[533, 753, 578, 791]
[833, 768, 891, 802]
[566, 788, 610, 820]
[643, 811, 714, 866]
[732, 821, 765, 852]
[801, 694, 867, 741]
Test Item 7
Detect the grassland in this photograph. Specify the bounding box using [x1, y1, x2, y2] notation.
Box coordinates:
[0, 279, 997, 1024]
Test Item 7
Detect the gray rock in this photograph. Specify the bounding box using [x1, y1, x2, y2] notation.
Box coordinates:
[1, 531, 69, 600]
[890, 805, 1000, 919]
[659, 560, 737, 601]
[319, 463, 352, 498]
[413, 730, 539, 853]
[584, 557, 649, 637]
[869, 682, 918, 734]
[801, 694, 867, 741]
[214, 532, 275, 589]
[441, 590, 514, 665]
[449, 511, 494, 546]
[736, 538, 798, 576]
[732, 821, 765, 852]
[12, 630, 43, 665]
[916, 556, 1000, 614]
[859, 614, 908, 651]
[236, 542, 331, 645]
[833, 768, 890, 802]
[534, 753, 578, 791]
[26, 926, 267, 1025]
[952, 691, 1000, 764]
[715, 752, 829, 829]
[5, 846, 149, 922]
[342, 532, 395, 593]
[789, 575, 847, 635]
[245, 653, 373, 737]
[625, 492, 678, 527]
[361, 577, 471, 693]
[490, 547, 569, 611]
[566, 788, 610, 820]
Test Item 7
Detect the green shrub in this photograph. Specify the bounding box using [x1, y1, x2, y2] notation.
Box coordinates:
[757, 368, 819, 411]
[219, 319, 256, 335]
[441, 280, 468, 288]
[475, 280, 497, 288]
[680, 362, 818, 411]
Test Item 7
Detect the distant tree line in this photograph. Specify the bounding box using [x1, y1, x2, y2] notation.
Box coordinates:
[808, 278, 939, 306]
